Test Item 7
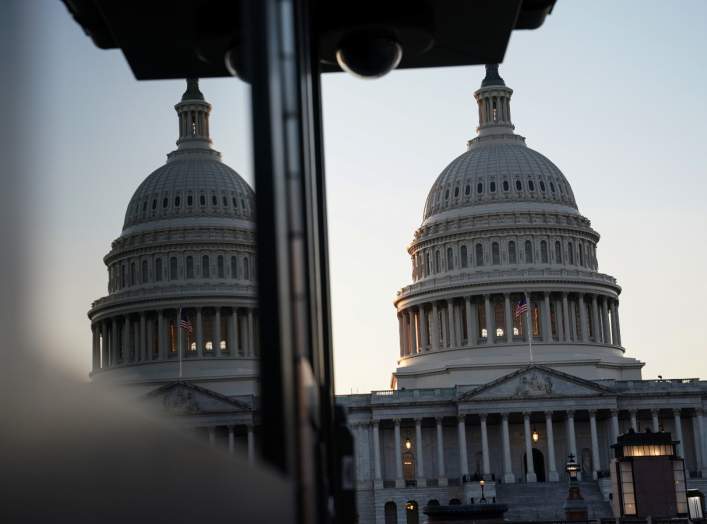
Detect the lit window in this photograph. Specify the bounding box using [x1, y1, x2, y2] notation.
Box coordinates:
[496, 328, 504, 337]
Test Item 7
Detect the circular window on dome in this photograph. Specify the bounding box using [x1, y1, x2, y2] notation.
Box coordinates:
[515, 180, 522, 191]
[454, 187, 459, 198]
[465, 184, 470, 196]
[477, 182, 483, 194]
[528, 180, 535, 191]
[540, 181, 546, 192]
[503, 180, 509, 192]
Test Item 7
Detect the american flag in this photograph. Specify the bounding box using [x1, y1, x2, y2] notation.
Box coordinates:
[178, 310, 193, 334]
[514, 297, 529, 319]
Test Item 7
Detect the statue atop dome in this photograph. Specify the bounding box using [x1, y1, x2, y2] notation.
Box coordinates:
[481, 63, 506, 87]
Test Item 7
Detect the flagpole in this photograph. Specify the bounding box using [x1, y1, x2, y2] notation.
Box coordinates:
[178, 306, 183, 379]
[525, 293, 533, 363]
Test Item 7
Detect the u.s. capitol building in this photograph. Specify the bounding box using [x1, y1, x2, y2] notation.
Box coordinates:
[87, 68, 707, 523]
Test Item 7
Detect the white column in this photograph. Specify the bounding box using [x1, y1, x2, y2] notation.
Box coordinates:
[435, 417, 447, 486]
[157, 311, 166, 360]
[420, 306, 428, 351]
[195, 307, 203, 357]
[651, 409, 660, 432]
[567, 410, 579, 480]
[440, 304, 449, 348]
[409, 310, 418, 354]
[523, 412, 537, 482]
[480, 414, 491, 478]
[545, 411, 559, 481]
[589, 410, 601, 480]
[208, 426, 216, 447]
[213, 307, 222, 356]
[591, 295, 600, 342]
[504, 293, 513, 342]
[447, 300, 456, 348]
[501, 413, 515, 483]
[398, 313, 405, 356]
[431, 302, 440, 351]
[578, 293, 589, 342]
[673, 409, 684, 458]
[613, 301, 622, 346]
[394, 419, 404, 487]
[247, 424, 255, 464]
[543, 292, 552, 342]
[562, 293, 571, 342]
[415, 418, 426, 486]
[630, 409, 638, 431]
[227, 425, 235, 455]
[139, 313, 146, 361]
[555, 299, 564, 341]
[601, 298, 611, 343]
[146, 316, 154, 361]
[611, 409, 620, 443]
[372, 421, 383, 484]
[229, 308, 238, 356]
[465, 297, 474, 346]
[484, 295, 493, 345]
[457, 416, 469, 478]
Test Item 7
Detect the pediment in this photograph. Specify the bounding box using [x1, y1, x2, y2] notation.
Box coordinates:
[460, 365, 611, 401]
[144, 381, 252, 415]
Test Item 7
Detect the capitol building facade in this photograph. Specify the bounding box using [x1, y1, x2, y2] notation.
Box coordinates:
[88, 69, 707, 523]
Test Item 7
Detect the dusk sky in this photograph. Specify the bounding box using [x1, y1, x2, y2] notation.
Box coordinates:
[26, 1, 707, 393]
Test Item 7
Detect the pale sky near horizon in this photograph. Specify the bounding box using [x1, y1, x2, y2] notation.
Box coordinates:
[24, 1, 707, 394]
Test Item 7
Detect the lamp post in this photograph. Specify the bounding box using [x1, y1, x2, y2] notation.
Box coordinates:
[563, 454, 588, 521]
[479, 479, 487, 503]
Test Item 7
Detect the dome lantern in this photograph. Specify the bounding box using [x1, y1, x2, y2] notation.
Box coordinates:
[175, 78, 213, 152]
[474, 63, 515, 138]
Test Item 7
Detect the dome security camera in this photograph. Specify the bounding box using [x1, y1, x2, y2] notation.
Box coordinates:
[335, 30, 403, 79]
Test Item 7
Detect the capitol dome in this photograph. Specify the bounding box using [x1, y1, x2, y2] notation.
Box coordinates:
[88, 79, 259, 397]
[393, 65, 643, 389]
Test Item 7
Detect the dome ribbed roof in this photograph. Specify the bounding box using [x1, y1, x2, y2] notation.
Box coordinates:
[422, 142, 577, 222]
[122, 151, 255, 232]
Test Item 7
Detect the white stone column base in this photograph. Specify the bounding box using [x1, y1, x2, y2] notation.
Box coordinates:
[503, 473, 516, 484]
[438, 477, 448, 487]
[548, 471, 560, 482]
[416, 478, 427, 487]
[395, 479, 405, 488]
[526, 473, 537, 483]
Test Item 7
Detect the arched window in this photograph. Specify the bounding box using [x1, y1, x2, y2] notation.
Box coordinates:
[503, 180, 510, 191]
[186, 256, 194, 279]
[449, 499, 461, 505]
[525, 240, 533, 264]
[579, 245, 584, 266]
[425, 252, 430, 275]
[169, 257, 178, 280]
[508, 241, 517, 264]
[130, 262, 136, 286]
[460, 245, 468, 268]
[555, 241, 562, 264]
[434, 250, 440, 273]
[465, 184, 470, 195]
[541, 240, 548, 263]
[200, 194, 206, 206]
[217, 255, 224, 278]
[174, 195, 181, 207]
[155, 258, 162, 282]
[515, 180, 522, 191]
[244, 257, 250, 280]
[490, 181, 496, 193]
[492, 242, 500, 265]
[454, 186, 459, 197]
[540, 181, 546, 192]
[187, 195, 193, 206]
[384, 502, 398, 524]
[405, 500, 419, 524]
[427, 500, 440, 507]
[568, 242, 575, 265]
[230, 256, 238, 279]
[162, 197, 168, 208]
[475, 243, 484, 266]
[222, 196, 228, 207]
[152, 199, 157, 210]
[477, 182, 483, 194]
[444, 189, 449, 200]
[550, 182, 556, 193]
[446, 247, 454, 270]
[212, 195, 218, 205]
[202, 255, 210, 278]
[141, 260, 148, 283]
[528, 180, 535, 191]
